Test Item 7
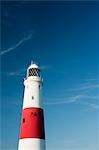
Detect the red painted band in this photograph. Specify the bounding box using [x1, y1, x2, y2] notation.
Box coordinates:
[20, 107, 45, 139]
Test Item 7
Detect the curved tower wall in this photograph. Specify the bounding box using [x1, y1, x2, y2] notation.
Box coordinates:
[18, 63, 46, 150]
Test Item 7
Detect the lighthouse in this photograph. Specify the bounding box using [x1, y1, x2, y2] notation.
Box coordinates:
[18, 62, 46, 150]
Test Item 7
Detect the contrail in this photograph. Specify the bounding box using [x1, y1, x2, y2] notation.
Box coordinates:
[0, 32, 34, 56]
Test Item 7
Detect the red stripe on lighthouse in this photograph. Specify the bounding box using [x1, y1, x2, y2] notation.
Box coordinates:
[20, 107, 45, 139]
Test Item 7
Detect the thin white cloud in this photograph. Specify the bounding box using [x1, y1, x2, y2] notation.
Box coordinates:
[72, 95, 99, 111]
[77, 95, 99, 100]
[5, 68, 25, 76]
[40, 65, 52, 70]
[77, 101, 99, 111]
[67, 78, 99, 92]
[70, 84, 99, 91]
[0, 31, 34, 56]
[45, 94, 99, 110]
[44, 95, 83, 106]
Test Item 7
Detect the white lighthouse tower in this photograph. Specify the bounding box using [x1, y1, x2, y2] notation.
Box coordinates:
[18, 62, 46, 150]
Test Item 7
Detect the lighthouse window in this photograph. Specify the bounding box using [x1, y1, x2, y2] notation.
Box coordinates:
[28, 68, 40, 77]
[23, 118, 25, 123]
[32, 96, 34, 100]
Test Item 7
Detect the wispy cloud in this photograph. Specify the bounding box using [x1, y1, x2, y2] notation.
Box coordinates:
[77, 101, 99, 111]
[77, 96, 99, 110]
[40, 65, 52, 70]
[5, 68, 25, 76]
[67, 78, 99, 91]
[70, 84, 99, 91]
[45, 91, 99, 110]
[0, 31, 34, 56]
[45, 95, 83, 106]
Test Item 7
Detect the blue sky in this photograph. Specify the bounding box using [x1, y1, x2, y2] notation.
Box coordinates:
[1, 1, 99, 150]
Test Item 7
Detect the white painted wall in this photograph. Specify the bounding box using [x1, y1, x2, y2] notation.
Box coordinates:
[18, 138, 45, 150]
[23, 76, 43, 109]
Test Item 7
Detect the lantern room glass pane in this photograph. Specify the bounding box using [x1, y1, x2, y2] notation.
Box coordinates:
[28, 68, 40, 77]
